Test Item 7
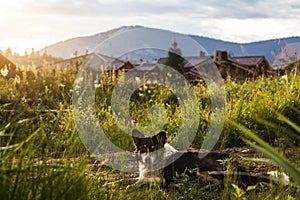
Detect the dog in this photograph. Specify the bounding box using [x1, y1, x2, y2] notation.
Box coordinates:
[129, 129, 290, 189]
[126, 129, 167, 189]
[131, 129, 232, 189]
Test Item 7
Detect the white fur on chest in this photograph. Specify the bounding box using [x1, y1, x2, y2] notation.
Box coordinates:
[163, 143, 178, 158]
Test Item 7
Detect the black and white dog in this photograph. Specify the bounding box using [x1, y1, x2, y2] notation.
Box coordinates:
[130, 129, 290, 189]
[131, 129, 231, 188]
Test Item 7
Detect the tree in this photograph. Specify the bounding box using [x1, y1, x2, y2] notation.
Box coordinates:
[24, 50, 28, 58]
[5, 47, 12, 57]
[165, 40, 185, 74]
[30, 48, 35, 58]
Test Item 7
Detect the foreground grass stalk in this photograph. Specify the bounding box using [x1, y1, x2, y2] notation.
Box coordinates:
[230, 120, 300, 185]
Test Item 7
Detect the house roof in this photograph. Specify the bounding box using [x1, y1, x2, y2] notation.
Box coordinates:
[157, 57, 167, 65]
[39, 52, 130, 72]
[134, 63, 158, 71]
[0, 53, 17, 78]
[85, 53, 126, 71]
[158, 55, 212, 69]
[184, 57, 211, 68]
[227, 56, 265, 66]
[0, 53, 16, 69]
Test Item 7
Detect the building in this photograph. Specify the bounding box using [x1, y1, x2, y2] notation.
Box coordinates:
[182, 53, 213, 84]
[216, 51, 271, 81]
[272, 42, 300, 70]
[37, 50, 273, 84]
[184, 51, 271, 83]
[272, 42, 300, 75]
[38, 52, 134, 73]
[0, 53, 17, 78]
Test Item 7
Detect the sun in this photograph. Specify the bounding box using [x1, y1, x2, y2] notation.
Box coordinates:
[1, 38, 49, 56]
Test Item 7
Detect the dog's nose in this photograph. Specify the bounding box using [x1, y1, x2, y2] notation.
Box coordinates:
[145, 156, 151, 164]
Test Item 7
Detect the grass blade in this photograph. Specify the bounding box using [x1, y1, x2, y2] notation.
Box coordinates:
[276, 112, 300, 134]
[230, 120, 300, 185]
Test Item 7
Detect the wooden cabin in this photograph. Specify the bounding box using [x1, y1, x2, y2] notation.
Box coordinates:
[183, 50, 271, 83]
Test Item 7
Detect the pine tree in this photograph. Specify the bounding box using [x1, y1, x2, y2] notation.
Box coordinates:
[30, 48, 35, 58]
[165, 40, 185, 74]
[5, 47, 12, 57]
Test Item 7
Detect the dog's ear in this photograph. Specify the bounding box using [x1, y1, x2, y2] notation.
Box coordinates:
[155, 131, 167, 147]
[132, 129, 144, 144]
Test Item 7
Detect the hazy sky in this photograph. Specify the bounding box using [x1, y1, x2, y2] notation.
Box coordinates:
[1, 0, 300, 54]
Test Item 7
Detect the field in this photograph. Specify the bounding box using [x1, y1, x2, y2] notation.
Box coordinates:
[0, 64, 300, 200]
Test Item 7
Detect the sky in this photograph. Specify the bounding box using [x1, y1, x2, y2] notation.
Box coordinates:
[1, 0, 300, 54]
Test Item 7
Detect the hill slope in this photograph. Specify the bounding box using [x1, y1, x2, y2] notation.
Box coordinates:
[39, 26, 300, 66]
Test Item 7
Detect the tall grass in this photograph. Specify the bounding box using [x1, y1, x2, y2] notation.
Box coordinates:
[222, 71, 300, 148]
[0, 63, 299, 199]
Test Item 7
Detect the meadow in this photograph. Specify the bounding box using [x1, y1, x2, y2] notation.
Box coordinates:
[0, 63, 300, 199]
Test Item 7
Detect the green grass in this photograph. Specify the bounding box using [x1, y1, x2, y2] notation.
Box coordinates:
[0, 65, 300, 199]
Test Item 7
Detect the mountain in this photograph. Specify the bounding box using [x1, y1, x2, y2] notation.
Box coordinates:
[39, 25, 300, 67]
[39, 26, 138, 59]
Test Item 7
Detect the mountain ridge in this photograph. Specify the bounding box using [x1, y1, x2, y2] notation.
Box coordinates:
[39, 25, 300, 66]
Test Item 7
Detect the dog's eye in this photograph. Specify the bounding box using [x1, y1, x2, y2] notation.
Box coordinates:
[149, 146, 155, 151]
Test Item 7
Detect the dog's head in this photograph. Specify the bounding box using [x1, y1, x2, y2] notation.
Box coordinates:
[132, 129, 166, 166]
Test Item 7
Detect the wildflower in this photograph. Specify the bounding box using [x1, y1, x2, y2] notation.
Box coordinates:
[14, 75, 21, 84]
[135, 77, 141, 83]
[0, 66, 9, 77]
[78, 77, 84, 82]
[131, 119, 135, 126]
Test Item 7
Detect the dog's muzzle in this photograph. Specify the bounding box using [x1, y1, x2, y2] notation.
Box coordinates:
[145, 156, 151, 164]
[142, 153, 154, 164]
